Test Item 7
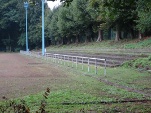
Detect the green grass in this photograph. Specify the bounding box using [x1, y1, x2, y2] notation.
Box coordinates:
[42, 56, 151, 94]
[123, 55, 151, 69]
[46, 38, 151, 53]
[1, 51, 151, 112]
[124, 38, 151, 49]
[45, 38, 151, 56]
[1, 70, 150, 112]
[4, 56, 149, 112]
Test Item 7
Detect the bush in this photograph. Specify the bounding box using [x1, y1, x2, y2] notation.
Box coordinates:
[0, 88, 50, 113]
[123, 56, 151, 70]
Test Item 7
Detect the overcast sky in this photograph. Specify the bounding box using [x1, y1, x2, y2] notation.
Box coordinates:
[47, 0, 61, 10]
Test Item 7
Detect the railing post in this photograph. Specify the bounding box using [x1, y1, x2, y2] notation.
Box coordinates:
[82, 57, 83, 70]
[88, 58, 90, 72]
[50, 54, 52, 60]
[61, 55, 62, 64]
[104, 59, 106, 76]
[72, 56, 73, 68]
[53, 54, 55, 62]
[58, 55, 59, 63]
[64, 56, 65, 65]
[68, 56, 69, 67]
[95, 58, 97, 74]
[55, 55, 56, 63]
[76, 56, 78, 69]
[45, 53, 47, 60]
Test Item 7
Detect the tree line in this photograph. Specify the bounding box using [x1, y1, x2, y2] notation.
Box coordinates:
[0, 0, 151, 51]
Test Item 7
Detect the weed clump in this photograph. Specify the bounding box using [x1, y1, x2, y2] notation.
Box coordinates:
[0, 88, 50, 113]
[123, 56, 151, 71]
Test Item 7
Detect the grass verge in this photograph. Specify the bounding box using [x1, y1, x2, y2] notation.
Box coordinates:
[0, 55, 151, 112]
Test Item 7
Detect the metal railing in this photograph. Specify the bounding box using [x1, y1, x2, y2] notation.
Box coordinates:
[20, 50, 107, 76]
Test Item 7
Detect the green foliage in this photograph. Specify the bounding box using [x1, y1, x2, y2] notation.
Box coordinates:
[1, 0, 151, 50]
[123, 56, 151, 70]
[0, 88, 50, 113]
[124, 38, 151, 49]
[136, 0, 151, 33]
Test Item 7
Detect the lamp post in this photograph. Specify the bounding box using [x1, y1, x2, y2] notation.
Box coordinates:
[42, 0, 46, 56]
[24, 2, 29, 52]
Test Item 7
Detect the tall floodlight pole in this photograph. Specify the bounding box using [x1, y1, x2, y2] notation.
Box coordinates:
[42, 0, 46, 56]
[24, 2, 29, 52]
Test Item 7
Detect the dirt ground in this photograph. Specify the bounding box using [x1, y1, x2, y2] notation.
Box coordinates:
[0, 53, 67, 100]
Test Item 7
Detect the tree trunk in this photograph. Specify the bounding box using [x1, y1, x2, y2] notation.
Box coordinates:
[139, 31, 142, 40]
[96, 30, 103, 42]
[85, 36, 88, 43]
[115, 24, 121, 41]
[75, 35, 79, 43]
[61, 37, 64, 45]
[9, 35, 11, 52]
[130, 29, 134, 39]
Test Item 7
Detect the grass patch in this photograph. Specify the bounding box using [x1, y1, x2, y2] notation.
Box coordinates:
[47, 38, 151, 52]
[1, 55, 151, 112]
[123, 55, 151, 69]
[124, 38, 151, 49]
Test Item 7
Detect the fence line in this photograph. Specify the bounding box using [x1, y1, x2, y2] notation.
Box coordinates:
[20, 50, 107, 76]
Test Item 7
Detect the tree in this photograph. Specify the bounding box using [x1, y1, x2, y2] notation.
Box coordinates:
[90, 0, 137, 41]
[88, 0, 104, 42]
[136, 0, 151, 39]
[0, 0, 21, 51]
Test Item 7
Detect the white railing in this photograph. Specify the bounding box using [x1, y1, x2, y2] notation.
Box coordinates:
[20, 50, 107, 76]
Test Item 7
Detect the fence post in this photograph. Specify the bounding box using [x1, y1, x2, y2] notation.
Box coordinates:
[82, 57, 83, 70]
[45, 53, 47, 60]
[76, 56, 78, 69]
[57, 55, 59, 63]
[72, 56, 73, 68]
[61, 55, 62, 64]
[88, 58, 90, 72]
[104, 59, 106, 76]
[54, 54, 56, 63]
[64, 56, 65, 65]
[53, 54, 55, 62]
[51, 54, 53, 62]
[68, 56, 69, 67]
[95, 58, 97, 74]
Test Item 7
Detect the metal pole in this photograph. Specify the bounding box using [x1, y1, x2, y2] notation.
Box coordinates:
[95, 59, 97, 74]
[82, 57, 83, 70]
[55, 55, 57, 63]
[76, 57, 78, 69]
[58, 55, 59, 63]
[42, 0, 45, 56]
[61, 55, 62, 64]
[68, 56, 69, 67]
[72, 57, 73, 67]
[104, 59, 107, 76]
[64, 56, 65, 65]
[24, 2, 29, 52]
[88, 58, 90, 72]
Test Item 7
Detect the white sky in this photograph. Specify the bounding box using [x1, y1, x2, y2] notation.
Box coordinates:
[47, 0, 61, 10]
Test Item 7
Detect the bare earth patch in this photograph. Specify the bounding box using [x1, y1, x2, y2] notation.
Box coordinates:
[0, 53, 67, 100]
